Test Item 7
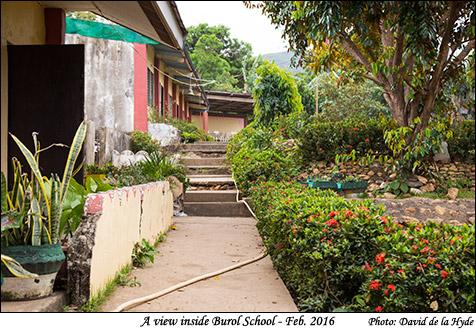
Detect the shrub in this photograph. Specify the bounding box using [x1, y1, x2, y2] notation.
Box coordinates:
[253, 61, 303, 126]
[227, 124, 300, 195]
[169, 118, 213, 143]
[355, 221, 475, 312]
[249, 180, 475, 312]
[447, 119, 475, 164]
[298, 115, 389, 165]
[130, 130, 160, 154]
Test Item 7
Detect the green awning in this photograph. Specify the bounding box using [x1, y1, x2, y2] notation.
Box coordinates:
[65, 17, 159, 45]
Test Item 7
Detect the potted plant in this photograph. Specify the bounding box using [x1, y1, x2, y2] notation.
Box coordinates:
[1, 121, 87, 301]
[300, 173, 368, 197]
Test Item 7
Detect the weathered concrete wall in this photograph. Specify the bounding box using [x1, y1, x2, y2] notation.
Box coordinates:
[96, 126, 132, 166]
[65, 34, 135, 133]
[148, 123, 181, 146]
[68, 181, 174, 306]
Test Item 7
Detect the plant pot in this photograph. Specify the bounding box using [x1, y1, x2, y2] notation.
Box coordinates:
[340, 181, 368, 197]
[53, 245, 68, 290]
[1, 243, 65, 301]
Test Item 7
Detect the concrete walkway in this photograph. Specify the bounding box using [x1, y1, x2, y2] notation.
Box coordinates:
[99, 216, 298, 312]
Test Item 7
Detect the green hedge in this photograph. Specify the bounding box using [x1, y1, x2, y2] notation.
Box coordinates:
[249, 180, 475, 312]
[298, 115, 389, 165]
[227, 123, 301, 196]
[447, 119, 475, 164]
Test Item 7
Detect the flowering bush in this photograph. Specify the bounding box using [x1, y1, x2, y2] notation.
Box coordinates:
[249, 180, 475, 312]
[298, 115, 389, 165]
[355, 221, 475, 312]
[130, 130, 160, 154]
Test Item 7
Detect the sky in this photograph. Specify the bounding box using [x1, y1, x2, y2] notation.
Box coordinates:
[175, 1, 289, 56]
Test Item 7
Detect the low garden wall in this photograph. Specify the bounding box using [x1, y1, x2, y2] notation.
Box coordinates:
[68, 181, 174, 306]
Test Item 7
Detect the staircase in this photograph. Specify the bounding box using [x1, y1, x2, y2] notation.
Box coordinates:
[180, 141, 251, 217]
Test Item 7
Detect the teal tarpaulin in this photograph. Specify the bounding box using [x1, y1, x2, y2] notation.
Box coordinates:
[65, 17, 159, 45]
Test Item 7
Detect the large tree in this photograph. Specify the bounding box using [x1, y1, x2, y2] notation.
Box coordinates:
[249, 1, 474, 140]
[186, 23, 255, 92]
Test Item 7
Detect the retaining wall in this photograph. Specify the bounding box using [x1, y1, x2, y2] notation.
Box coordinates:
[68, 181, 174, 306]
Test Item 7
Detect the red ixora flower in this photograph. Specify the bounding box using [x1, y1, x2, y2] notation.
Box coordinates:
[376, 306, 383, 312]
[375, 253, 386, 264]
[369, 280, 381, 290]
[379, 216, 389, 223]
[362, 263, 372, 271]
[441, 270, 449, 278]
[329, 211, 340, 218]
[325, 219, 339, 227]
[365, 138, 370, 142]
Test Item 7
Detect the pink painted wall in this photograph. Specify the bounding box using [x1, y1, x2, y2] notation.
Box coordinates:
[133, 43, 148, 132]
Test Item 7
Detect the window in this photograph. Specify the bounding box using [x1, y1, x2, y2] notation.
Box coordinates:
[147, 69, 154, 107]
[160, 85, 164, 116]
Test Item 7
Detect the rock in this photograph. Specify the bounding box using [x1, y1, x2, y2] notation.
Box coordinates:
[406, 180, 424, 188]
[420, 183, 435, 193]
[446, 188, 459, 200]
[404, 207, 416, 214]
[468, 217, 475, 225]
[410, 188, 422, 195]
[402, 215, 420, 225]
[434, 142, 451, 163]
[367, 184, 379, 192]
[448, 220, 461, 226]
[383, 193, 396, 199]
[417, 175, 429, 184]
[435, 206, 446, 216]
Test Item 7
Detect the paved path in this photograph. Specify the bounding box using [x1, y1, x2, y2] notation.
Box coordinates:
[99, 216, 298, 312]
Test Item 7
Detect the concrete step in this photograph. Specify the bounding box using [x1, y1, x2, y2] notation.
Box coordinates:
[181, 157, 227, 167]
[191, 141, 228, 146]
[184, 202, 252, 217]
[186, 165, 231, 175]
[185, 190, 238, 202]
[179, 144, 227, 153]
[188, 176, 235, 186]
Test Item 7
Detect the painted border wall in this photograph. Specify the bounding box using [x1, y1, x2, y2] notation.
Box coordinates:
[68, 181, 174, 306]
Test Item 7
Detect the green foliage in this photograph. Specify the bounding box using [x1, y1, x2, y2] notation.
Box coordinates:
[253, 62, 303, 126]
[249, 180, 475, 312]
[147, 110, 213, 143]
[130, 130, 160, 154]
[185, 23, 255, 92]
[293, 71, 317, 116]
[316, 71, 390, 121]
[87, 152, 189, 191]
[227, 119, 301, 196]
[355, 221, 475, 312]
[255, 1, 475, 152]
[85, 163, 117, 175]
[299, 115, 389, 165]
[138, 151, 190, 191]
[132, 238, 159, 268]
[380, 116, 453, 179]
[169, 118, 213, 143]
[447, 120, 475, 164]
[2, 121, 87, 246]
